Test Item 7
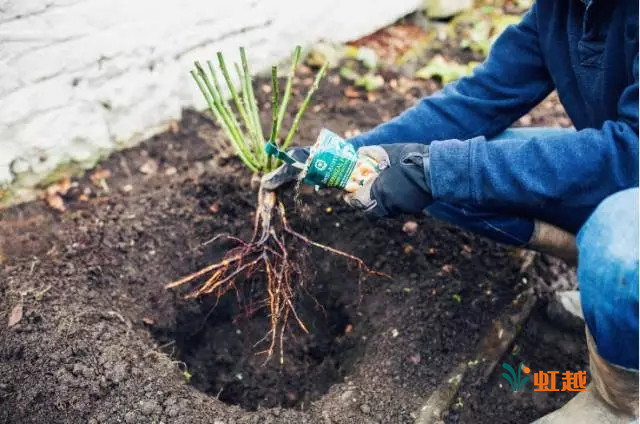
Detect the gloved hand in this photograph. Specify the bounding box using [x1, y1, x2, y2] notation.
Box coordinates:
[344, 144, 433, 218]
[260, 147, 310, 190]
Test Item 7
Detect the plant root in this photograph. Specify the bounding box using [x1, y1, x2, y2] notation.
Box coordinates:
[167, 187, 389, 363]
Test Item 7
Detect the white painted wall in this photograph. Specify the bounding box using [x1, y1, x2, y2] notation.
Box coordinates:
[0, 0, 423, 188]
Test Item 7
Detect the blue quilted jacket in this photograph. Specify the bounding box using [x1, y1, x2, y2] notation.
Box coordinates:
[350, 0, 639, 214]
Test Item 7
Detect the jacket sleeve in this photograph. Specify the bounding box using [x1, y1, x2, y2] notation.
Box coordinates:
[429, 55, 639, 209]
[349, 3, 554, 149]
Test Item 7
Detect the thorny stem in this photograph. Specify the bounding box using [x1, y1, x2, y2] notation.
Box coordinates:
[240, 47, 266, 163]
[192, 65, 258, 171]
[269, 65, 280, 144]
[207, 60, 235, 121]
[282, 61, 329, 150]
[267, 65, 280, 171]
[206, 60, 248, 151]
[234, 62, 248, 109]
[276, 46, 301, 139]
[235, 62, 262, 161]
[191, 46, 327, 172]
[217, 52, 257, 149]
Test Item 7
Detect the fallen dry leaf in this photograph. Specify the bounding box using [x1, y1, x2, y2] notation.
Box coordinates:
[344, 324, 353, 334]
[415, 55, 477, 84]
[349, 23, 428, 64]
[45, 193, 66, 212]
[142, 317, 155, 325]
[403, 244, 414, 254]
[89, 168, 111, 185]
[46, 177, 72, 197]
[344, 86, 361, 99]
[8, 302, 23, 328]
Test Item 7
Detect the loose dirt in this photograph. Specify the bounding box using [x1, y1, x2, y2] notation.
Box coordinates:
[0, 66, 585, 424]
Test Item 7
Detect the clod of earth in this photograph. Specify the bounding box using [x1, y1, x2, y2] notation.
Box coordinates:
[7, 301, 23, 328]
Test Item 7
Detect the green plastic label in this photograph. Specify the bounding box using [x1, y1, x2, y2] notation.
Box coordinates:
[302, 129, 358, 189]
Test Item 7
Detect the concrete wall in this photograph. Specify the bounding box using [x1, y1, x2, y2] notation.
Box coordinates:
[0, 0, 422, 190]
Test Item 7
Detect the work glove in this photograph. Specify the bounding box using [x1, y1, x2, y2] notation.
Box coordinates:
[260, 147, 310, 190]
[344, 144, 433, 218]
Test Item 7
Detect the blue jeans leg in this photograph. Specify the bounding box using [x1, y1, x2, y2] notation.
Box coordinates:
[425, 200, 536, 245]
[577, 188, 639, 369]
[425, 127, 592, 245]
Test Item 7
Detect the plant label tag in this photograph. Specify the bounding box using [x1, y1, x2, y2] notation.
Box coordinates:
[302, 129, 359, 189]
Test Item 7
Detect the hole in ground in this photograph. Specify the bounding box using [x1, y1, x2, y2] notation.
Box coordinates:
[153, 275, 367, 411]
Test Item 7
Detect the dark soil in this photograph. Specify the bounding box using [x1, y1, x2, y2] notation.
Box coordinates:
[0, 65, 585, 424]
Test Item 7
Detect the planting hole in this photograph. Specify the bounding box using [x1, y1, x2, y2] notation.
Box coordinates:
[153, 276, 366, 411]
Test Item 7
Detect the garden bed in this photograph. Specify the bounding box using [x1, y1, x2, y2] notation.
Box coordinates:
[0, 68, 586, 424]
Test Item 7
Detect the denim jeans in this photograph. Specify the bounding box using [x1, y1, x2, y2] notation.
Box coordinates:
[425, 127, 594, 245]
[577, 188, 638, 369]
